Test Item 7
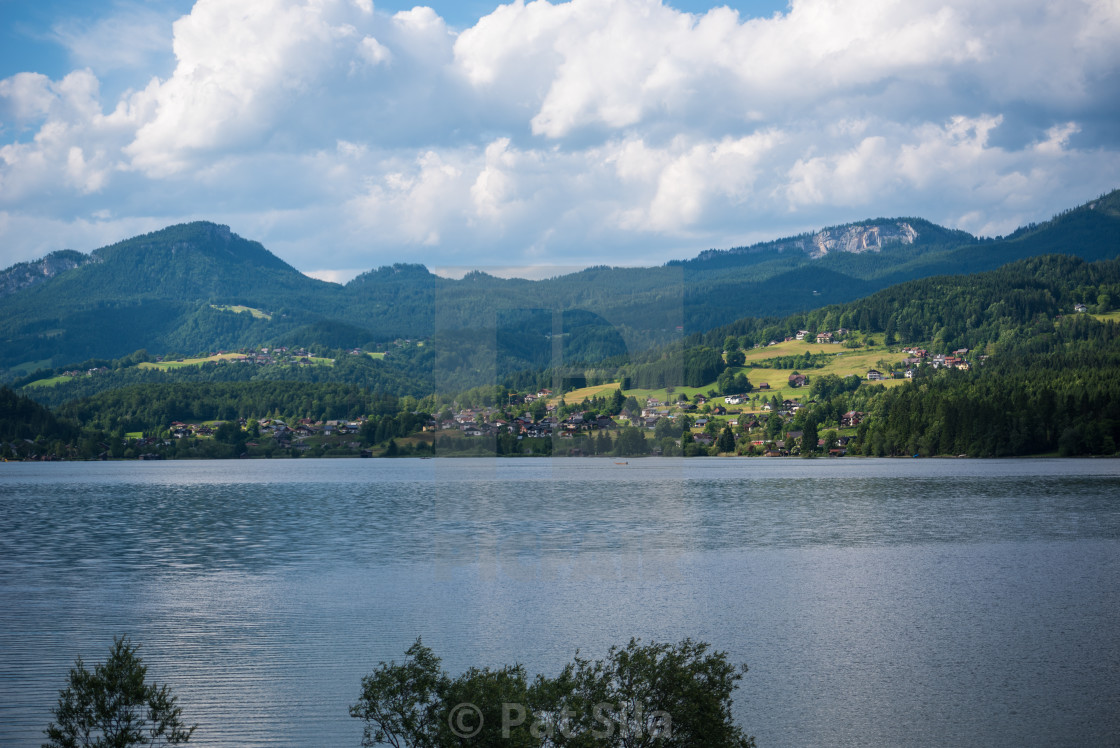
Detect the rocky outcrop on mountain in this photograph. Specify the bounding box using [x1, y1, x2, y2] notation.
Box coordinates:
[0, 250, 96, 299]
[692, 220, 923, 263]
[806, 221, 919, 258]
[764, 222, 920, 258]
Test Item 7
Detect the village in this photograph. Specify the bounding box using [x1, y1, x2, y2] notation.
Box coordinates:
[138, 334, 980, 459]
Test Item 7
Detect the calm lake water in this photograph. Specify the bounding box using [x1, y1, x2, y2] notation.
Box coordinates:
[2, 457, 1119, 747]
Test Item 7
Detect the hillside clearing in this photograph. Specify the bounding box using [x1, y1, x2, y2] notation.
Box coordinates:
[210, 304, 271, 320]
[139, 353, 248, 370]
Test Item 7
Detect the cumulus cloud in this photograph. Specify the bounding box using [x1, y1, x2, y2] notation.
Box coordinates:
[0, 0, 1118, 271]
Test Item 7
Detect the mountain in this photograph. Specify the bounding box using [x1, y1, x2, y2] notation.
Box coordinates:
[2, 189, 1118, 386]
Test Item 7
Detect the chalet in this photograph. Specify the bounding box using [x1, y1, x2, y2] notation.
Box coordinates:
[816, 331, 833, 343]
[1074, 303, 1088, 313]
[904, 368, 917, 379]
[712, 406, 727, 416]
[866, 370, 884, 381]
[795, 330, 809, 340]
[562, 414, 586, 431]
[758, 382, 770, 390]
[788, 373, 807, 387]
[724, 394, 745, 405]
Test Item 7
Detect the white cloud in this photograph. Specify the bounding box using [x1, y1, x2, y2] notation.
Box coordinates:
[0, 73, 56, 125]
[0, 0, 1118, 273]
[358, 36, 393, 66]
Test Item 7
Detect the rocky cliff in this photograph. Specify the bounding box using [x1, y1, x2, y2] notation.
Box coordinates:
[0, 250, 96, 299]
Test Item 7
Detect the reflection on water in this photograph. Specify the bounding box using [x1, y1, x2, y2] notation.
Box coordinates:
[2, 458, 1119, 747]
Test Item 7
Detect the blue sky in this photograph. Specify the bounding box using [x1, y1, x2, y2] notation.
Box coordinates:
[1, 0, 1118, 281]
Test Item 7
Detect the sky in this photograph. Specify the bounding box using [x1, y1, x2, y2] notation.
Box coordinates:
[1, 0, 1118, 282]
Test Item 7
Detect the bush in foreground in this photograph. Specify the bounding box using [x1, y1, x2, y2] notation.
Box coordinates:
[351, 637, 756, 747]
[44, 636, 195, 748]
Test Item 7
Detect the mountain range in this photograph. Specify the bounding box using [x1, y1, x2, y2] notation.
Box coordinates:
[3, 189, 1118, 386]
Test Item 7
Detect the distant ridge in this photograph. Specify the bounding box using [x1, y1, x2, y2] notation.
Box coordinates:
[1, 189, 1117, 382]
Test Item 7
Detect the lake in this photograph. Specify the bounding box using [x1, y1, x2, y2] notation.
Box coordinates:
[2, 457, 1119, 746]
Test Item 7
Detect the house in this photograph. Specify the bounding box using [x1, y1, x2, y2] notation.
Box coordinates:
[1074, 303, 1089, 313]
[904, 368, 917, 379]
[788, 373, 807, 387]
[841, 411, 863, 428]
[795, 330, 809, 340]
[758, 382, 770, 390]
[866, 369, 884, 381]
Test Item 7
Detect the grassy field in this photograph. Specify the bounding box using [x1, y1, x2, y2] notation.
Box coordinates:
[1090, 310, 1120, 323]
[209, 304, 271, 320]
[23, 374, 76, 388]
[551, 382, 621, 405]
[618, 341, 909, 407]
[741, 339, 842, 362]
[138, 352, 248, 370]
[366, 352, 386, 360]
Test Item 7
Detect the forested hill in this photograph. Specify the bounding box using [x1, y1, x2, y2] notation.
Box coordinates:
[696, 252, 1120, 354]
[2, 190, 1118, 385]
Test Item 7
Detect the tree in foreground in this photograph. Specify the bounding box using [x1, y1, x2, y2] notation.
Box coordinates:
[44, 636, 196, 748]
[351, 637, 755, 747]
